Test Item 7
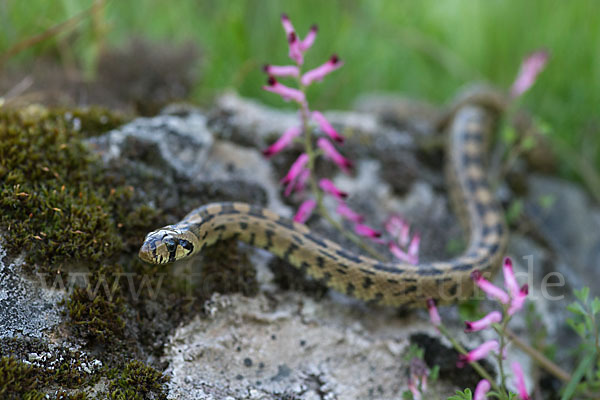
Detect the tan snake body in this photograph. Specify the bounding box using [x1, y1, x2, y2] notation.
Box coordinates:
[139, 103, 508, 307]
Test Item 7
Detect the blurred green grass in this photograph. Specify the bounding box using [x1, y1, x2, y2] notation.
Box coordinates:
[2, 0, 599, 185]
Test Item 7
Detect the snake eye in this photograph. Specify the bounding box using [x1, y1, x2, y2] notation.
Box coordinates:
[164, 237, 177, 253]
[179, 239, 193, 251]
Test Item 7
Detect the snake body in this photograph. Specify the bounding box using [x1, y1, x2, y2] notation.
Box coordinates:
[139, 103, 508, 307]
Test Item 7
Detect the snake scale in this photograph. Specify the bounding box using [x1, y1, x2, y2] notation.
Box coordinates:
[139, 98, 508, 307]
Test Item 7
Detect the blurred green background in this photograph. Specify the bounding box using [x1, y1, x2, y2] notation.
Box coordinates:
[1, 0, 599, 191]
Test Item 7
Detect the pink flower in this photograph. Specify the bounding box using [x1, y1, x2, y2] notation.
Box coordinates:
[311, 111, 344, 143]
[283, 167, 309, 197]
[511, 361, 530, 400]
[263, 64, 299, 77]
[263, 76, 305, 103]
[502, 257, 520, 297]
[389, 242, 418, 264]
[407, 234, 420, 262]
[280, 13, 295, 36]
[457, 340, 499, 368]
[316, 138, 352, 173]
[263, 126, 302, 158]
[301, 54, 344, 86]
[319, 178, 348, 199]
[354, 224, 381, 239]
[335, 202, 364, 224]
[426, 298, 441, 327]
[474, 379, 491, 400]
[385, 215, 410, 247]
[287, 32, 303, 65]
[407, 380, 422, 400]
[280, 153, 309, 185]
[510, 50, 549, 98]
[300, 24, 318, 52]
[294, 199, 316, 223]
[508, 284, 529, 316]
[471, 270, 510, 304]
[464, 311, 502, 333]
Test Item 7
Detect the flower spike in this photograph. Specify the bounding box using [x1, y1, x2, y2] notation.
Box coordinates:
[510, 50, 549, 98]
[294, 199, 316, 223]
[287, 32, 303, 65]
[388, 242, 418, 264]
[263, 64, 299, 77]
[262, 126, 302, 158]
[502, 257, 520, 297]
[457, 340, 499, 368]
[316, 138, 352, 172]
[508, 284, 529, 316]
[280, 153, 309, 186]
[473, 380, 491, 400]
[354, 224, 381, 239]
[301, 54, 344, 86]
[300, 24, 318, 51]
[263, 76, 306, 103]
[511, 361, 530, 400]
[311, 111, 344, 143]
[385, 215, 410, 247]
[336, 202, 364, 223]
[471, 270, 510, 304]
[280, 13, 295, 35]
[426, 299, 441, 327]
[464, 311, 502, 333]
[319, 178, 348, 199]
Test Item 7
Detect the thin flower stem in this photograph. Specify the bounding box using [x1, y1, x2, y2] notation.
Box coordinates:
[498, 326, 571, 383]
[437, 324, 502, 394]
[294, 75, 385, 262]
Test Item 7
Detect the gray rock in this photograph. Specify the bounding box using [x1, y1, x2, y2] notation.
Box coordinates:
[0, 244, 64, 338]
[524, 174, 600, 296]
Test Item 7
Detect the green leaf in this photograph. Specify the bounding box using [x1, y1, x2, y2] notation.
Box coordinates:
[538, 194, 555, 209]
[561, 350, 597, 400]
[575, 287, 590, 304]
[430, 365, 440, 382]
[447, 388, 472, 400]
[591, 297, 600, 315]
[506, 200, 524, 224]
[522, 135, 535, 151]
[567, 302, 588, 317]
[566, 318, 587, 338]
[501, 124, 517, 145]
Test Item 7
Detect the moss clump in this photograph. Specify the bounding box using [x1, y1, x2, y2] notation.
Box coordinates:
[108, 360, 168, 400]
[0, 356, 45, 399]
[64, 267, 126, 344]
[0, 106, 125, 267]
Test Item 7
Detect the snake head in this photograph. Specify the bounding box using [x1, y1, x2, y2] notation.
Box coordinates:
[139, 228, 195, 264]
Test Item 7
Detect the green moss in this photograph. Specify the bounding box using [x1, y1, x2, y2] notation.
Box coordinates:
[0, 356, 45, 399]
[0, 106, 123, 267]
[108, 360, 168, 400]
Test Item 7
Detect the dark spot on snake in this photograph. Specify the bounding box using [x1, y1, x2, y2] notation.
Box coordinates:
[248, 205, 265, 219]
[291, 234, 304, 245]
[282, 243, 299, 262]
[335, 249, 361, 264]
[475, 202, 488, 217]
[394, 285, 417, 296]
[265, 229, 275, 249]
[229, 232, 240, 241]
[462, 153, 482, 166]
[367, 292, 383, 306]
[359, 268, 375, 276]
[275, 217, 295, 230]
[214, 224, 226, 231]
[362, 276, 374, 289]
[337, 263, 349, 270]
[346, 283, 355, 296]
[318, 249, 336, 260]
[336, 268, 347, 275]
[416, 266, 443, 276]
[464, 132, 484, 142]
[452, 263, 474, 271]
[219, 203, 240, 214]
[315, 256, 325, 269]
[249, 232, 256, 246]
[239, 222, 248, 230]
[304, 233, 328, 248]
[466, 177, 485, 192]
[373, 263, 405, 274]
[299, 261, 309, 274]
[387, 278, 399, 284]
[403, 278, 418, 283]
[322, 272, 332, 283]
[448, 284, 458, 297]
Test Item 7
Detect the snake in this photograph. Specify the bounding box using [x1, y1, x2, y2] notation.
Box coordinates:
[138, 96, 508, 307]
